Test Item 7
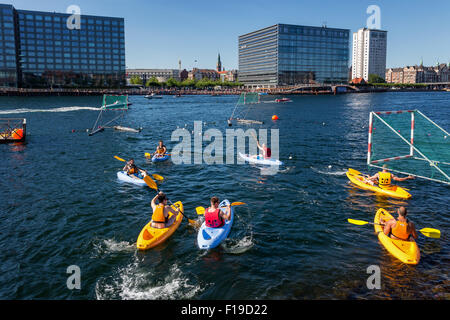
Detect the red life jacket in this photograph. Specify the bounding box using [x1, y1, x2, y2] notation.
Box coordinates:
[205, 208, 224, 228]
[264, 147, 271, 159]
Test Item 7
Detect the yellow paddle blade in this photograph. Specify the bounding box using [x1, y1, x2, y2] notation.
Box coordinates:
[347, 218, 369, 226]
[196, 207, 205, 215]
[348, 168, 362, 176]
[143, 176, 157, 190]
[114, 155, 126, 162]
[144, 153, 151, 158]
[152, 174, 164, 181]
[419, 228, 441, 239]
[231, 202, 246, 206]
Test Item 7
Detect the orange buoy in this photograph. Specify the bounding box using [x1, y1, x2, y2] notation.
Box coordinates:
[272, 115, 279, 121]
[11, 128, 23, 140]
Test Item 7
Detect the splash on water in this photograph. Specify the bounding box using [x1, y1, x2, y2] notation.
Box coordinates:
[95, 262, 202, 300]
[0, 106, 100, 115]
[221, 235, 254, 254]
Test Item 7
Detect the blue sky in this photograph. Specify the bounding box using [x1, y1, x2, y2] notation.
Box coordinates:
[6, 0, 450, 70]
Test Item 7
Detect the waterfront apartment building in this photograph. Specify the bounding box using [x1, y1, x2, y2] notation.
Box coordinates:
[386, 63, 450, 84]
[352, 28, 387, 81]
[126, 69, 181, 84]
[188, 68, 221, 81]
[0, 3, 125, 88]
[238, 24, 350, 88]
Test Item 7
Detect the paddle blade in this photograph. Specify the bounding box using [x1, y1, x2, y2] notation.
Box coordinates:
[231, 202, 246, 206]
[145, 153, 151, 158]
[114, 155, 126, 162]
[196, 207, 205, 215]
[419, 228, 441, 239]
[348, 168, 362, 176]
[348, 218, 369, 226]
[152, 174, 164, 181]
[143, 176, 157, 190]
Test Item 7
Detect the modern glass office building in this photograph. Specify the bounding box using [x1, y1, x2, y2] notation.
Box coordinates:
[0, 3, 125, 88]
[238, 24, 350, 88]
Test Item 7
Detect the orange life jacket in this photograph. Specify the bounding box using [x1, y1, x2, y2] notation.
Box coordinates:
[128, 165, 138, 175]
[391, 219, 410, 240]
[378, 172, 392, 188]
[152, 204, 166, 223]
[205, 208, 224, 228]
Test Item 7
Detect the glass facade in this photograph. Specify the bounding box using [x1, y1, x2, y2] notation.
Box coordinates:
[0, 4, 125, 88]
[239, 24, 350, 87]
[0, 4, 18, 87]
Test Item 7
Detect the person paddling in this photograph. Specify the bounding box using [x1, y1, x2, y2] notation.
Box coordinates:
[250, 132, 271, 160]
[123, 159, 147, 179]
[380, 206, 418, 241]
[150, 192, 180, 229]
[153, 140, 167, 158]
[365, 164, 414, 187]
[205, 196, 231, 228]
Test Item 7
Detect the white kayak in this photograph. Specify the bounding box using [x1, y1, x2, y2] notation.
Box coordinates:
[197, 199, 234, 250]
[117, 171, 147, 186]
[239, 152, 283, 166]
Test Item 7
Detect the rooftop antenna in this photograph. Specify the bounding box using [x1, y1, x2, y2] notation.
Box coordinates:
[322, 21, 327, 28]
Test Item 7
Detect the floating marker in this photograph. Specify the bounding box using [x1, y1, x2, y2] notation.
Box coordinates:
[272, 115, 279, 121]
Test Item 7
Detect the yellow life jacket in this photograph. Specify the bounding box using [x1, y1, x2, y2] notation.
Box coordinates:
[156, 145, 166, 155]
[152, 204, 166, 223]
[391, 220, 410, 240]
[378, 172, 391, 188]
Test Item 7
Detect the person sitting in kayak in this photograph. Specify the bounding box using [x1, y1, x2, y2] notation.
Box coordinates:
[123, 159, 147, 179]
[205, 196, 231, 228]
[251, 132, 271, 159]
[153, 140, 167, 158]
[380, 206, 418, 241]
[365, 165, 414, 188]
[151, 192, 180, 229]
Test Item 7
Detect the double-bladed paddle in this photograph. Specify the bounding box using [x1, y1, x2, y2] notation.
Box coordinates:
[347, 218, 441, 239]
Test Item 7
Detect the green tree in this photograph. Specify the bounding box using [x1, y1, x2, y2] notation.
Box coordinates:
[181, 79, 196, 88]
[129, 75, 143, 85]
[146, 76, 160, 88]
[368, 74, 386, 84]
[165, 77, 180, 88]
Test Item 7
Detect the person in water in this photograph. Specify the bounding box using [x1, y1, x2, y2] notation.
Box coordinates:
[123, 159, 147, 178]
[151, 192, 180, 229]
[365, 165, 414, 187]
[153, 140, 167, 158]
[250, 132, 271, 159]
[380, 206, 418, 241]
[205, 196, 231, 228]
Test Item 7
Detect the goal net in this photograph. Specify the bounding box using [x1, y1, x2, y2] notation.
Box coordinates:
[367, 110, 450, 185]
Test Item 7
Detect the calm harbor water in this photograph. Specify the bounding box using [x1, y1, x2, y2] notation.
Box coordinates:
[0, 92, 448, 300]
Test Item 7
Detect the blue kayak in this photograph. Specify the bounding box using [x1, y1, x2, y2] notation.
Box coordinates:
[151, 154, 170, 163]
[197, 199, 234, 250]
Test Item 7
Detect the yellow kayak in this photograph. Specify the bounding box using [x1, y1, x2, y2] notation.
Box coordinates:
[374, 208, 420, 265]
[136, 201, 184, 250]
[346, 169, 411, 199]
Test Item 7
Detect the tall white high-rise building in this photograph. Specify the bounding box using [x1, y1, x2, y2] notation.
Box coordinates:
[352, 28, 387, 81]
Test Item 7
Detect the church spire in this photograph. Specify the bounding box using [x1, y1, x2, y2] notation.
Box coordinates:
[217, 53, 222, 72]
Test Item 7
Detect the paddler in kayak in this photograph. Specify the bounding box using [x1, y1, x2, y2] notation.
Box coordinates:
[151, 192, 180, 229]
[205, 196, 231, 228]
[153, 140, 167, 159]
[364, 165, 414, 188]
[250, 132, 271, 160]
[380, 206, 418, 241]
[123, 159, 147, 179]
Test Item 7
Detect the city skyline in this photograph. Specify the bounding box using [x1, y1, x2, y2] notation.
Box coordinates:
[3, 0, 450, 71]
